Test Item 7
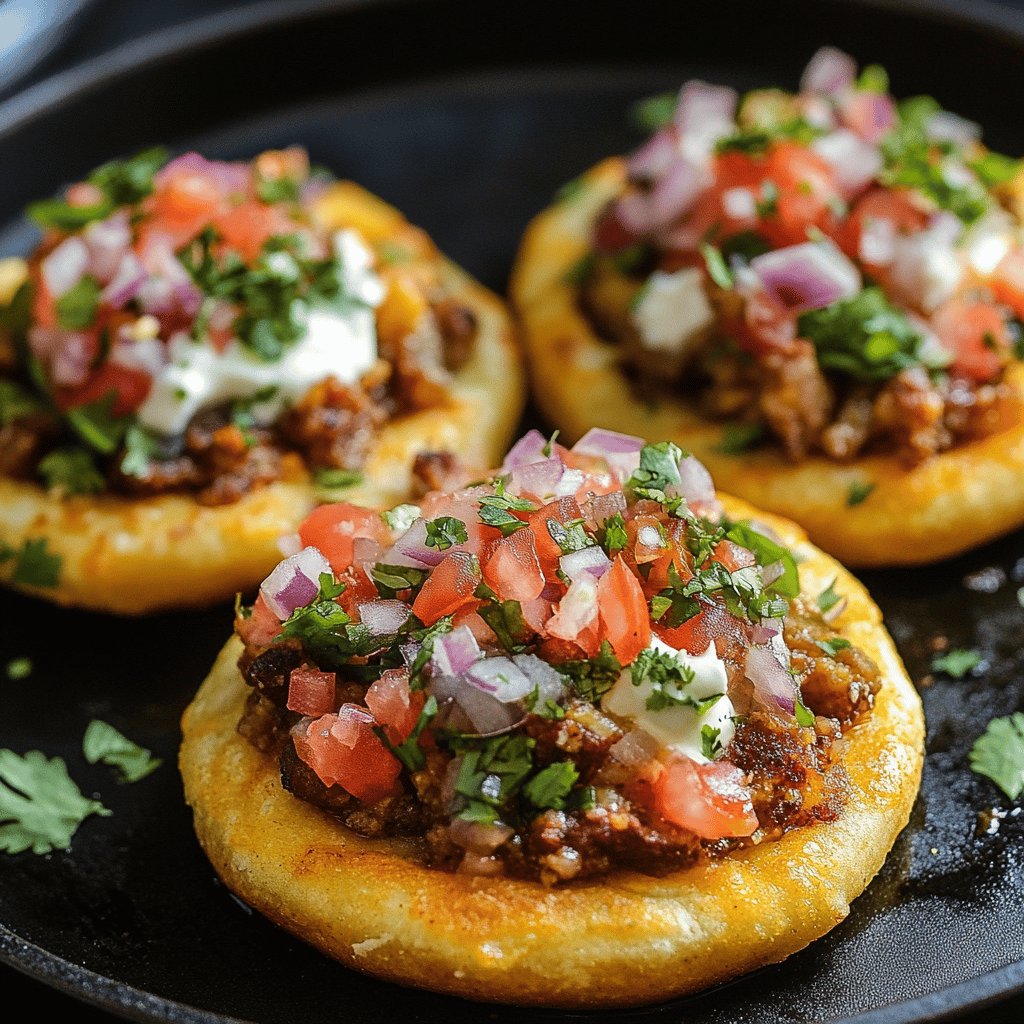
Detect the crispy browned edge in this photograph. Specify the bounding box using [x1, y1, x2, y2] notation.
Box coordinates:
[0, 182, 525, 613]
[179, 495, 924, 1008]
[509, 157, 1024, 567]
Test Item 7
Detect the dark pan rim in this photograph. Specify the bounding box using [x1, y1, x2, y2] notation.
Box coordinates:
[1, 0, 1023, 1021]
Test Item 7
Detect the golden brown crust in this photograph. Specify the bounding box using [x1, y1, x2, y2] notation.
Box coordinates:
[179, 496, 923, 1008]
[510, 157, 1024, 567]
[0, 182, 525, 613]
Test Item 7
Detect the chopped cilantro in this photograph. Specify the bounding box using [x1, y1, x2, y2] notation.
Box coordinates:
[278, 573, 377, 665]
[631, 647, 722, 712]
[716, 118, 821, 155]
[55, 276, 101, 330]
[38, 447, 104, 495]
[625, 441, 685, 505]
[701, 243, 734, 289]
[720, 230, 771, 261]
[716, 422, 764, 455]
[970, 150, 1021, 189]
[256, 175, 299, 204]
[725, 521, 800, 598]
[814, 637, 852, 657]
[66, 392, 127, 455]
[564, 251, 596, 286]
[0, 379, 43, 427]
[541, 429, 560, 458]
[314, 467, 363, 490]
[0, 537, 61, 588]
[454, 733, 535, 824]
[856, 64, 889, 93]
[932, 648, 984, 679]
[630, 91, 678, 133]
[559, 641, 623, 702]
[650, 594, 673, 620]
[82, 720, 161, 783]
[119, 424, 160, 479]
[522, 761, 579, 811]
[817, 578, 842, 614]
[0, 748, 110, 854]
[381, 503, 420, 532]
[375, 696, 438, 772]
[476, 597, 532, 654]
[478, 491, 535, 536]
[525, 685, 565, 719]
[406, 617, 453, 690]
[424, 516, 468, 552]
[600, 513, 629, 555]
[370, 563, 428, 600]
[6, 658, 31, 681]
[795, 694, 816, 727]
[847, 481, 875, 507]
[755, 179, 779, 218]
[546, 517, 593, 556]
[700, 725, 723, 760]
[799, 288, 940, 382]
[969, 713, 1024, 800]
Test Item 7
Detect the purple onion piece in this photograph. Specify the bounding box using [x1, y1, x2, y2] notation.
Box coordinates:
[750, 241, 861, 315]
[627, 127, 680, 182]
[509, 456, 567, 501]
[431, 625, 482, 677]
[744, 644, 797, 716]
[394, 518, 446, 567]
[801, 46, 858, 96]
[102, 252, 147, 309]
[573, 428, 644, 482]
[41, 237, 89, 298]
[512, 654, 567, 705]
[260, 546, 332, 620]
[500, 429, 549, 471]
[430, 674, 522, 734]
[559, 545, 611, 582]
[465, 656, 534, 704]
[811, 129, 882, 198]
[674, 80, 739, 135]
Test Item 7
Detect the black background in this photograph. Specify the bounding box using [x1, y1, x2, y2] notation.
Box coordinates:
[2, 0, 1024, 1021]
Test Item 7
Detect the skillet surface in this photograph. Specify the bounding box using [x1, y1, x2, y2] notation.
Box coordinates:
[0, 1, 1022, 1021]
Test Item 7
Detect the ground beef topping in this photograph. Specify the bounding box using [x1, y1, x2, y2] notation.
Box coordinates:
[234, 430, 883, 883]
[577, 49, 1024, 466]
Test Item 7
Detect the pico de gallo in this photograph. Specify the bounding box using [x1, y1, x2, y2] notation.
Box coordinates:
[235, 428, 880, 884]
[0, 147, 476, 505]
[580, 48, 1024, 464]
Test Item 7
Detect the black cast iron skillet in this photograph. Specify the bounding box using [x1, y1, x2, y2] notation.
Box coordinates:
[0, 1, 1023, 1021]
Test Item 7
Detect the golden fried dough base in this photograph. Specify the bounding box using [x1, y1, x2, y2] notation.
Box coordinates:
[180, 496, 923, 1008]
[510, 157, 1024, 567]
[0, 183, 524, 613]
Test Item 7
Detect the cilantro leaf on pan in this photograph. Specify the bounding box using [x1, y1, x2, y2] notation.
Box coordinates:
[0, 749, 110, 854]
[932, 648, 984, 679]
[82, 720, 162, 784]
[969, 713, 1024, 800]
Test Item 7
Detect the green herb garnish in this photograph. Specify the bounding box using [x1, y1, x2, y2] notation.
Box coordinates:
[82, 720, 162, 783]
[969, 713, 1024, 800]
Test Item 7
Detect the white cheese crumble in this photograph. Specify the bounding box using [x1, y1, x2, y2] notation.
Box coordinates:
[135, 229, 384, 436]
[631, 268, 714, 357]
[602, 636, 736, 764]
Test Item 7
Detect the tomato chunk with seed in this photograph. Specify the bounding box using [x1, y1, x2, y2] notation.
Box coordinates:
[597, 556, 650, 664]
[299, 503, 389, 574]
[236, 594, 282, 647]
[653, 756, 758, 839]
[483, 527, 545, 602]
[411, 550, 482, 625]
[365, 668, 423, 744]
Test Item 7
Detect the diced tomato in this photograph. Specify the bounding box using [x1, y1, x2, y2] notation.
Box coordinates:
[30, 270, 57, 330]
[482, 527, 545, 603]
[287, 667, 337, 717]
[654, 599, 752, 657]
[528, 496, 583, 581]
[837, 187, 928, 270]
[546, 575, 601, 656]
[419, 489, 500, 555]
[536, 634, 594, 663]
[335, 564, 379, 618]
[596, 556, 650, 664]
[365, 668, 423, 744]
[520, 596, 553, 635]
[145, 168, 227, 247]
[932, 298, 1012, 384]
[214, 200, 297, 264]
[628, 514, 669, 565]
[411, 551, 482, 625]
[56, 360, 152, 415]
[726, 286, 800, 358]
[453, 608, 499, 646]
[593, 203, 639, 253]
[294, 705, 401, 804]
[235, 593, 282, 647]
[991, 247, 1024, 320]
[711, 540, 756, 572]
[299, 503, 389, 574]
[652, 756, 758, 839]
[645, 539, 690, 594]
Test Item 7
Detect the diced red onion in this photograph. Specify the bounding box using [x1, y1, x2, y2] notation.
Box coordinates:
[840, 91, 896, 145]
[448, 817, 513, 854]
[154, 151, 250, 194]
[41, 237, 89, 298]
[666, 455, 717, 507]
[400, 642, 421, 668]
[512, 654, 567, 705]
[627, 127, 681, 181]
[750, 241, 861, 314]
[352, 535, 383, 566]
[572, 428, 643, 482]
[431, 674, 522, 734]
[559, 545, 611, 582]
[501, 429, 549, 471]
[260, 546, 332, 620]
[616, 158, 707, 234]
[751, 617, 782, 644]
[584, 490, 628, 529]
[811, 129, 882, 197]
[798, 93, 837, 131]
[610, 729, 661, 768]
[431, 625, 482, 677]
[393, 518, 446, 567]
[859, 215, 897, 265]
[48, 332, 94, 388]
[465, 656, 534, 703]
[509, 456, 566, 501]
[357, 599, 410, 636]
[102, 252, 147, 309]
[801, 47, 857, 96]
[926, 110, 982, 147]
[83, 212, 132, 283]
[744, 644, 797, 716]
[674, 80, 738, 144]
